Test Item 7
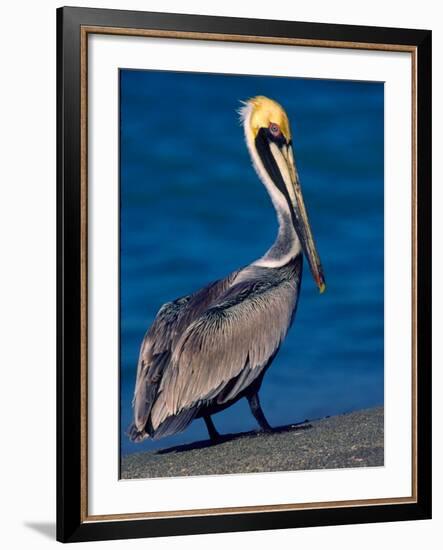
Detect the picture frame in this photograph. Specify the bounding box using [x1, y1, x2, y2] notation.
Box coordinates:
[56, 6, 432, 543]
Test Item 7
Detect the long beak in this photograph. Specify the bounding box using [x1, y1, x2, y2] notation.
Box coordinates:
[290, 167, 326, 293]
[255, 129, 325, 293]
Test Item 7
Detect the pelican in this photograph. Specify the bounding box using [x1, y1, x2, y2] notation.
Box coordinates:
[129, 96, 325, 443]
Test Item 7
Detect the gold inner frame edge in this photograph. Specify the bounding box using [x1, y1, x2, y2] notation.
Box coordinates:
[79, 25, 418, 523]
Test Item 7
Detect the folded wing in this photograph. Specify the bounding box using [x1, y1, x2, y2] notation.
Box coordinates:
[131, 272, 239, 437]
[150, 278, 298, 432]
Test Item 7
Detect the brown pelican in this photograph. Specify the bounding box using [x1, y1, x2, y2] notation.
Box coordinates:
[129, 96, 325, 443]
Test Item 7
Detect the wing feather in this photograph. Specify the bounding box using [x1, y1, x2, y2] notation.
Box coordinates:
[131, 272, 239, 435]
[150, 279, 298, 430]
[132, 298, 188, 432]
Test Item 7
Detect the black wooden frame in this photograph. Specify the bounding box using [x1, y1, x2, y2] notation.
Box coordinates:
[57, 6, 432, 543]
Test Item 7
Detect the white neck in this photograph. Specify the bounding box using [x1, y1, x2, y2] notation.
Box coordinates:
[254, 210, 301, 268]
[241, 104, 301, 268]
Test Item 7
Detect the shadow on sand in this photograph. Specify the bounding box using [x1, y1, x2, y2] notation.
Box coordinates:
[156, 421, 312, 455]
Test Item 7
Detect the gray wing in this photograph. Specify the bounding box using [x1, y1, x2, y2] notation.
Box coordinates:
[149, 277, 299, 431]
[131, 272, 238, 436]
[131, 297, 189, 434]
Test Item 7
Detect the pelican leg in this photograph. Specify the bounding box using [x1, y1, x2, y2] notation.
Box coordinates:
[247, 392, 273, 432]
[204, 415, 221, 442]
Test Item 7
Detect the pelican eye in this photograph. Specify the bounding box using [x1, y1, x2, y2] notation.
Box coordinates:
[269, 122, 281, 137]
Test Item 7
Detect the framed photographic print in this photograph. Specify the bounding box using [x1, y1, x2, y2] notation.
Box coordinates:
[57, 6, 432, 543]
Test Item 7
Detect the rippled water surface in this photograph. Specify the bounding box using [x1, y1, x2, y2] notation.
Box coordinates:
[119, 70, 384, 457]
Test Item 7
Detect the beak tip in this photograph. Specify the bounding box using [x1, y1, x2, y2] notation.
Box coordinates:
[318, 280, 326, 294]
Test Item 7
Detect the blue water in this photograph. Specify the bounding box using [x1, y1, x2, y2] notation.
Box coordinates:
[120, 70, 384, 457]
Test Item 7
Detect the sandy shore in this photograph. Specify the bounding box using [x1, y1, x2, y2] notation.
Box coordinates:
[121, 406, 384, 479]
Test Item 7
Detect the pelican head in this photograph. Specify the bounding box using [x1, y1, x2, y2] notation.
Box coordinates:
[240, 96, 325, 293]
